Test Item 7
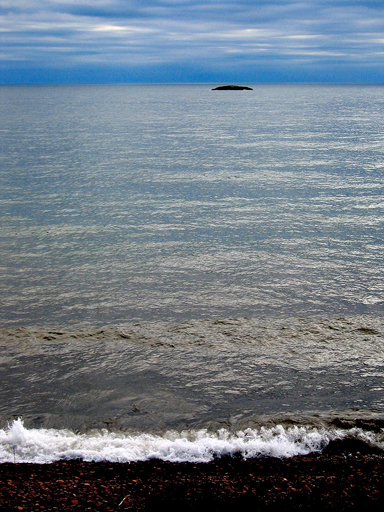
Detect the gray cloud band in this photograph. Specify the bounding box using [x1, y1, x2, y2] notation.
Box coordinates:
[1, 1, 384, 82]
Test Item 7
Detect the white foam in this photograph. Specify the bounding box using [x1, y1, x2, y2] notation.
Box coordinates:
[0, 419, 380, 464]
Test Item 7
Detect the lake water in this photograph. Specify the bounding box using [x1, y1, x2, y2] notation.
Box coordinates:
[0, 84, 383, 462]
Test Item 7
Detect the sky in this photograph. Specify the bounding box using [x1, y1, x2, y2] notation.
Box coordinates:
[1, 0, 384, 84]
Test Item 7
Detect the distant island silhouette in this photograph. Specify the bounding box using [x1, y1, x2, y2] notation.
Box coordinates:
[211, 85, 253, 91]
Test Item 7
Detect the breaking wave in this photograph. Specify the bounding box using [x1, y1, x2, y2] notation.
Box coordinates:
[1, 419, 383, 464]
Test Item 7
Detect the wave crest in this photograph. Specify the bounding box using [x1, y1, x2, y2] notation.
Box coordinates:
[1, 419, 382, 464]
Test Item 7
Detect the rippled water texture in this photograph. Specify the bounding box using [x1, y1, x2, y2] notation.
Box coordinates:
[1, 84, 384, 324]
[1, 316, 383, 431]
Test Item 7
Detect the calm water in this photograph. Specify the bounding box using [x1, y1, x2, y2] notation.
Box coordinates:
[1, 84, 384, 324]
[0, 84, 383, 461]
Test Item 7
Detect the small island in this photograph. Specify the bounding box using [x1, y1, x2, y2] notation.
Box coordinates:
[211, 85, 253, 91]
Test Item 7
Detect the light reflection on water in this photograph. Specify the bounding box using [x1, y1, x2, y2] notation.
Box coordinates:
[1, 84, 384, 325]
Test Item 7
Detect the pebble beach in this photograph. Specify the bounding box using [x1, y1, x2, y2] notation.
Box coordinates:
[1, 452, 384, 511]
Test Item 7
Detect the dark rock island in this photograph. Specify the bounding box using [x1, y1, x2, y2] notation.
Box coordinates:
[211, 85, 253, 91]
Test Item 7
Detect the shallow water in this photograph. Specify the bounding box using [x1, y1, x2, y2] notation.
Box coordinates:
[1, 316, 383, 433]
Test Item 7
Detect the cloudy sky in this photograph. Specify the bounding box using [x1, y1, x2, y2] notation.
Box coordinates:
[1, 0, 384, 84]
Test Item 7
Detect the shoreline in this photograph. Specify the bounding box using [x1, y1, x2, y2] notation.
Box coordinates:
[1, 453, 383, 511]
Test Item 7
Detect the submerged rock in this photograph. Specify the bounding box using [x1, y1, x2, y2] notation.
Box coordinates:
[211, 85, 253, 91]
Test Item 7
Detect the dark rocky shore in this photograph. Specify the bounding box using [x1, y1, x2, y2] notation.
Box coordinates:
[1, 453, 383, 511]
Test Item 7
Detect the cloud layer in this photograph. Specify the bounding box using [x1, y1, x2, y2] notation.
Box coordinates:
[1, 1, 384, 83]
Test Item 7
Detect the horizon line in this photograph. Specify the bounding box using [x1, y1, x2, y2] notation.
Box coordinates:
[1, 81, 384, 87]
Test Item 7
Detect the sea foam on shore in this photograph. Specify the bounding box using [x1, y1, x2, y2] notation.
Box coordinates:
[1, 419, 382, 464]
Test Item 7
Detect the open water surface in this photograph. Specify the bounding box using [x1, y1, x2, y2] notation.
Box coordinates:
[0, 84, 383, 462]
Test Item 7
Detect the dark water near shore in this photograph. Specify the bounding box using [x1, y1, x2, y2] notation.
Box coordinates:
[1, 316, 384, 433]
[0, 84, 383, 461]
